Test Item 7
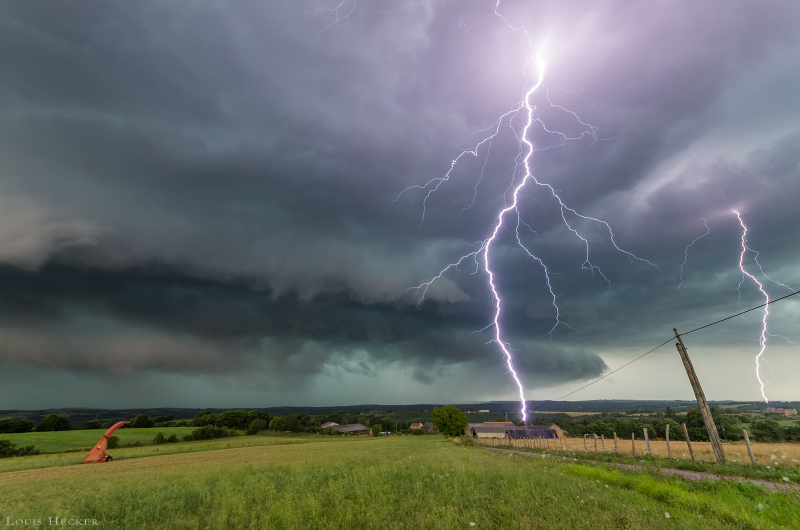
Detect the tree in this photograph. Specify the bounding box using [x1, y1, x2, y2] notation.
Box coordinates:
[751, 419, 783, 442]
[130, 414, 155, 428]
[431, 406, 469, 437]
[269, 416, 288, 434]
[247, 419, 269, 435]
[372, 424, 382, 436]
[36, 414, 72, 432]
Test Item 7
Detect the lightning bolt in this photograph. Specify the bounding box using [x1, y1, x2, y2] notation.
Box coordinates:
[735, 210, 771, 402]
[734, 210, 798, 403]
[678, 218, 710, 295]
[397, 3, 658, 423]
[310, 1, 658, 422]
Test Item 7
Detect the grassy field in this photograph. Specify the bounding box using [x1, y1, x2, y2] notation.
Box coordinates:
[1, 436, 798, 529]
[0, 427, 199, 453]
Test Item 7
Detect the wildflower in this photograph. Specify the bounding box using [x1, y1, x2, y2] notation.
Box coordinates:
[757, 503, 764, 510]
[665, 513, 670, 519]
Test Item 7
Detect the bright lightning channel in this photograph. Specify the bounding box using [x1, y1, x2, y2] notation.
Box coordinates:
[735, 210, 771, 402]
[400, 4, 658, 423]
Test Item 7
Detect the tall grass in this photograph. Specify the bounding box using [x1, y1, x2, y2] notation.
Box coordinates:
[1, 436, 797, 529]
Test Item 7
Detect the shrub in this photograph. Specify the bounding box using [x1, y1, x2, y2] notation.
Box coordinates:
[0, 440, 39, 458]
[130, 414, 155, 429]
[167, 434, 178, 443]
[36, 414, 72, 432]
[107, 436, 120, 449]
[153, 432, 167, 444]
[186, 425, 232, 441]
[246, 419, 269, 435]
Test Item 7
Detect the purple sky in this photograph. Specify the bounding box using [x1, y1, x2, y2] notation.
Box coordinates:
[1, 0, 799, 410]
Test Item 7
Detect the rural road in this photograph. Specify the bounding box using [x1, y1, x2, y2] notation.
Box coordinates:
[484, 447, 800, 494]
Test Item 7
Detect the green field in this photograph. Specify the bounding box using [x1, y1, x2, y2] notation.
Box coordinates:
[1, 436, 798, 529]
[0, 427, 203, 453]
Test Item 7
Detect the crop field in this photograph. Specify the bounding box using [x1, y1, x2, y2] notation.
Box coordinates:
[499, 437, 800, 467]
[2, 436, 798, 529]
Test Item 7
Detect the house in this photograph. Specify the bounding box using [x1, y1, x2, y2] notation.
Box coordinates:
[423, 422, 439, 434]
[329, 424, 371, 436]
[478, 410, 490, 413]
[766, 407, 798, 417]
[465, 423, 508, 439]
[321, 422, 339, 429]
[410, 423, 424, 430]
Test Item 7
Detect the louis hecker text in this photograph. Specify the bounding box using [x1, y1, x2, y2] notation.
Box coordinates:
[4, 518, 99, 526]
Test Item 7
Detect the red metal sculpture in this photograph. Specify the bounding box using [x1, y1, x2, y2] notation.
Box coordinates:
[82, 421, 130, 463]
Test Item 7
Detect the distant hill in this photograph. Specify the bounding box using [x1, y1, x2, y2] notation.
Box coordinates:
[2, 399, 797, 425]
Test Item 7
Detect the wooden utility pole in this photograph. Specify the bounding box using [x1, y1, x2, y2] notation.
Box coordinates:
[674, 328, 726, 463]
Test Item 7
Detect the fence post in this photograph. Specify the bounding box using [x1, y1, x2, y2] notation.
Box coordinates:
[601, 434, 606, 452]
[742, 428, 757, 465]
[682, 423, 696, 461]
[643, 428, 651, 455]
[631, 432, 635, 456]
[594, 435, 598, 452]
[666, 424, 672, 459]
[583, 435, 588, 453]
[613, 432, 618, 454]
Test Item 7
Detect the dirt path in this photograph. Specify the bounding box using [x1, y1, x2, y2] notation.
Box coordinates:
[484, 446, 800, 494]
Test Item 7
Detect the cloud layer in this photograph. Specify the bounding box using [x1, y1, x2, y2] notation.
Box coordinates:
[0, 0, 798, 408]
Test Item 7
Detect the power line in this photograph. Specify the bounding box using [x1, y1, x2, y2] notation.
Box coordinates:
[540, 289, 800, 404]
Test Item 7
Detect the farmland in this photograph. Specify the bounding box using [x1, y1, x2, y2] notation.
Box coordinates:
[2, 435, 798, 529]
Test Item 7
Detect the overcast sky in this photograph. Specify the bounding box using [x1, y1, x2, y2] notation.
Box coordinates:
[1, 0, 798, 411]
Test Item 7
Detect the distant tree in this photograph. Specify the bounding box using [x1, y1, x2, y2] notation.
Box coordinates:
[585, 420, 611, 437]
[153, 432, 167, 444]
[193, 411, 219, 427]
[432, 406, 469, 437]
[154, 414, 175, 423]
[36, 414, 72, 432]
[130, 414, 155, 429]
[664, 407, 676, 419]
[185, 425, 231, 441]
[658, 419, 683, 440]
[0, 440, 38, 458]
[751, 419, 783, 443]
[269, 416, 288, 434]
[322, 413, 343, 425]
[372, 424, 382, 436]
[686, 409, 704, 429]
[246, 419, 269, 435]
[167, 434, 178, 443]
[0, 417, 13, 433]
[107, 436, 120, 449]
[82, 420, 104, 430]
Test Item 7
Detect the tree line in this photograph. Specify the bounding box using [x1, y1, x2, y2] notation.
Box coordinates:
[533, 407, 800, 443]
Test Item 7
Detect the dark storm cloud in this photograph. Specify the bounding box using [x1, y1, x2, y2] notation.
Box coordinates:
[0, 0, 798, 406]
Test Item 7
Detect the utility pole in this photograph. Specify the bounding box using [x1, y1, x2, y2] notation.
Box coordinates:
[673, 328, 725, 463]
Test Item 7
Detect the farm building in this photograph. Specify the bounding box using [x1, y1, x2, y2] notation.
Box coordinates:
[531, 423, 566, 438]
[321, 422, 339, 428]
[410, 423, 424, 430]
[506, 428, 558, 440]
[465, 423, 509, 439]
[329, 424, 371, 436]
[766, 407, 797, 417]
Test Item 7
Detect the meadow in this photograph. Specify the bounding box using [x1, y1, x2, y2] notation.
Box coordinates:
[1, 436, 798, 529]
[0, 427, 199, 453]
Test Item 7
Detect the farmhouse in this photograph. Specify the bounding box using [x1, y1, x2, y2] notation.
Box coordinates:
[766, 407, 798, 417]
[465, 423, 509, 439]
[410, 423, 424, 430]
[329, 424, 371, 436]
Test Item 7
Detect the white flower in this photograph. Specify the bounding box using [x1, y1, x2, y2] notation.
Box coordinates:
[470, 523, 476, 527]
[783, 477, 790, 482]
[757, 503, 764, 510]
[665, 512, 670, 519]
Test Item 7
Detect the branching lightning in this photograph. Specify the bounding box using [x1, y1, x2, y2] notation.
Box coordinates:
[734, 210, 797, 403]
[678, 218, 710, 295]
[395, 3, 657, 423]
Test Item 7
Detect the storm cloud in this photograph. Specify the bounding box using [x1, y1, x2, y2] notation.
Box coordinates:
[0, 0, 798, 408]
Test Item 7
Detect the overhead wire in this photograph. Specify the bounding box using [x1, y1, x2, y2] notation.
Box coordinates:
[538, 289, 800, 405]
